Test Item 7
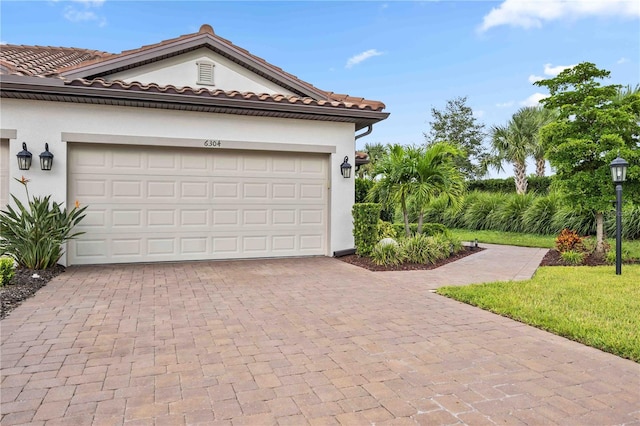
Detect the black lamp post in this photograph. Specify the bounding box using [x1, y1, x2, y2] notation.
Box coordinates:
[610, 155, 629, 275]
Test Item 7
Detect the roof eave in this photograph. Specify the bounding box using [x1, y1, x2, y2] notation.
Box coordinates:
[0, 77, 389, 131]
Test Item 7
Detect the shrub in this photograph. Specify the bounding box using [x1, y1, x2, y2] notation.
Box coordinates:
[463, 192, 508, 230]
[492, 193, 535, 233]
[403, 234, 436, 264]
[392, 222, 450, 237]
[555, 229, 583, 253]
[522, 193, 560, 235]
[467, 176, 551, 194]
[605, 203, 640, 240]
[0, 257, 15, 286]
[1, 178, 87, 269]
[552, 206, 596, 236]
[560, 250, 585, 265]
[377, 220, 397, 239]
[370, 240, 406, 266]
[605, 246, 633, 265]
[355, 178, 373, 204]
[352, 203, 381, 256]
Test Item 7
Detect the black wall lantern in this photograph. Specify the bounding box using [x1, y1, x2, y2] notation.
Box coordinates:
[39, 143, 54, 171]
[340, 156, 352, 179]
[17, 142, 32, 170]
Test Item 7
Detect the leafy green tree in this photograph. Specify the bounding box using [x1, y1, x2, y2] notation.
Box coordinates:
[535, 62, 640, 251]
[425, 96, 488, 180]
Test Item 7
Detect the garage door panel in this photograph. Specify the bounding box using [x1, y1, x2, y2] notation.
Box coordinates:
[69, 144, 328, 264]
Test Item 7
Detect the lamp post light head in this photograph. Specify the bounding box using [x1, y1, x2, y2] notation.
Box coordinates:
[39, 143, 54, 171]
[340, 156, 352, 179]
[17, 142, 32, 170]
[610, 156, 629, 185]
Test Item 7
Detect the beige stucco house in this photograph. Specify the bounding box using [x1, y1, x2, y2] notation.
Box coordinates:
[0, 24, 388, 265]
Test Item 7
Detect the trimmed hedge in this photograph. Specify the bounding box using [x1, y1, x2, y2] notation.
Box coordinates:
[352, 203, 381, 256]
[392, 222, 450, 237]
[467, 176, 551, 194]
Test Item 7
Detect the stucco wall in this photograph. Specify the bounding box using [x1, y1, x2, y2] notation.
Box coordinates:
[108, 48, 297, 95]
[0, 98, 356, 261]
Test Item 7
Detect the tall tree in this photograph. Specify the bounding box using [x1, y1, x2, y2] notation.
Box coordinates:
[535, 62, 640, 251]
[425, 96, 488, 180]
[357, 142, 388, 179]
[485, 106, 555, 193]
[530, 106, 557, 177]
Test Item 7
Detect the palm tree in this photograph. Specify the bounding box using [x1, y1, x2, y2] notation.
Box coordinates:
[530, 106, 557, 177]
[411, 143, 465, 234]
[367, 144, 415, 236]
[357, 142, 388, 179]
[486, 106, 549, 193]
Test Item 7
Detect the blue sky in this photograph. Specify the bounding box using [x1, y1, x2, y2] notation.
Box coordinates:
[1, 0, 639, 176]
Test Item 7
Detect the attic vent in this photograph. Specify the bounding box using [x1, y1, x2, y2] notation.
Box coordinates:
[196, 61, 215, 86]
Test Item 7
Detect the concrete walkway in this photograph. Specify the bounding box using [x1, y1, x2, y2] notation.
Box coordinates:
[1, 246, 639, 425]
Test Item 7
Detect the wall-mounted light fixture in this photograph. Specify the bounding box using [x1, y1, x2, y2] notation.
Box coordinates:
[39, 143, 54, 171]
[340, 156, 352, 179]
[17, 142, 32, 170]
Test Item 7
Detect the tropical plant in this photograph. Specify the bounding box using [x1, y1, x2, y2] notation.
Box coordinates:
[357, 142, 389, 179]
[485, 106, 550, 194]
[370, 240, 406, 266]
[463, 192, 509, 230]
[352, 203, 381, 256]
[521, 193, 561, 235]
[368, 143, 465, 237]
[0, 177, 87, 269]
[536, 62, 640, 252]
[560, 250, 585, 265]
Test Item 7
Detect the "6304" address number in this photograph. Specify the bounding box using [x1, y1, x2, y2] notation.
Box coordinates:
[204, 139, 222, 147]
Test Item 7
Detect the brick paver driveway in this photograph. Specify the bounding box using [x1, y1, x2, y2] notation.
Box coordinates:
[1, 257, 639, 425]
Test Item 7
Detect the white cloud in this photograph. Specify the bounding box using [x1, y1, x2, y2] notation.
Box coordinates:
[479, 0, 640, 32]
[617, 57, 629, 64]
[528, 74, 544, 83]
[346, 49, 384, 69]
[543, 63, 575, 76]
[496, 101, 515, 108]
[520, 92, 548, 107]
[62, 0, 106, 25]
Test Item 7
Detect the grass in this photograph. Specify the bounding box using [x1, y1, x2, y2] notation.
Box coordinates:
[450, 228, 640, 259]
[437, 265, 640, 362]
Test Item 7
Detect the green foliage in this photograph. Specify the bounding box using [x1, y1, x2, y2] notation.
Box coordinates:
[605, 204, 640, 240]
[522, 193, 560, 235]
[437, 265, 640, 362]
[463, 192, 509, 230]
[450, 228, 555, 248]
[555, 229, 584, 253]
[0, 257, 15, 286]
[369, 143, 465, 237]
[492, 193, 535, 233]
[377, 220, 397, 240]
[401, 233, 459, 264]
[605, 246, 633, 264]
[536, 62, 640, 216]
[560, 250, 585, 265]
[425, 96, 488, 180]
[0, 180, 87, 269]
[467, 176, 551, 194]
[552, 205, 596, 236]
[370, 240, 406, 266]
[355, 178, 373, 204]
[391, 222, 449, 237]
[352, 203, 381, 256]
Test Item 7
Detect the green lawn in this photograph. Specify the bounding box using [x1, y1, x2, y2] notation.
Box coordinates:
[437, 265, 640, 362]
[450, 228, 640, 259]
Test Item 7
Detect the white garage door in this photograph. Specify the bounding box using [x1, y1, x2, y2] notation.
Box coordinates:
[67, 144, 329, 265]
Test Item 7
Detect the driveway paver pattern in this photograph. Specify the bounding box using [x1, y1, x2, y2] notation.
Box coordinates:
[1, 252, 639, 425]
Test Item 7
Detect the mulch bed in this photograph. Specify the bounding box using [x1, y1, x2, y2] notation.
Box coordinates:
[337, 246, 484, 272]
[0, 265, 65, 320]
[539, 249, 639, 267]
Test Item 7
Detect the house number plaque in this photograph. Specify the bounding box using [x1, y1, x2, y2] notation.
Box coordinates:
[204, 139, 222, 147]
